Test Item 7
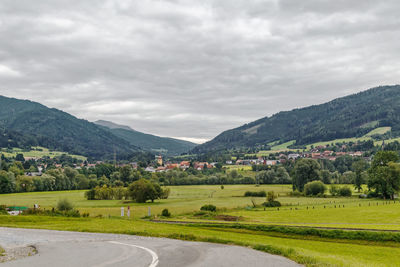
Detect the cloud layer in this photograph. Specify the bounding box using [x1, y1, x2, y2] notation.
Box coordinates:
[1, 0, 399, 143]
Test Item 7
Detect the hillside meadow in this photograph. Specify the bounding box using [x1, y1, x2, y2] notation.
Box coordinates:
[0, 146, 87, 161]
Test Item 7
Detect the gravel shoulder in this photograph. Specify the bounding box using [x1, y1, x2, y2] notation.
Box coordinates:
[0, 245, 37, 263]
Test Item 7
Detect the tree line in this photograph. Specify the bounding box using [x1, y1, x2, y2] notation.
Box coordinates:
[292, 151, 400, 199]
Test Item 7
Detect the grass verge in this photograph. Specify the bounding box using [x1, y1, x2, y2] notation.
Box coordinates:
[190, 223, 400, 243]
[1, 215, 400, 266]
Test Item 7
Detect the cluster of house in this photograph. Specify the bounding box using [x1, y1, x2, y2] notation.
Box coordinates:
[227, 159, 279, 166]
[145, 157, 216, 173]
[227, 149, 366, 166]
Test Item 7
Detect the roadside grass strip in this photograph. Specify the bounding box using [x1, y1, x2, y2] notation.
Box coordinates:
[1, 215, 400, 266]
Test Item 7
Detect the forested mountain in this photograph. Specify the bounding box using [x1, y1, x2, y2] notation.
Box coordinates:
[95, 120, 196, 156]
[193, 85, 400, 154]
[0, 96, 139, 159]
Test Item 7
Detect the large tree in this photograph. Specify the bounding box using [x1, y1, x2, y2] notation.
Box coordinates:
[368, 151, 400, 199]
[127, 179, 162, 203]
[293, 159, 321, 192]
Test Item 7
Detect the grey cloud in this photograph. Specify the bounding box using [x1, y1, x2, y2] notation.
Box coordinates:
[0, 0, 399, 143]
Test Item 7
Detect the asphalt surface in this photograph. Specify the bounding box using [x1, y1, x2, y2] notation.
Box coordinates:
[0, 227, 301, 267]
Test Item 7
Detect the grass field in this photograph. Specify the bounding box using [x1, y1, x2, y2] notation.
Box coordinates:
[223, 165, 253, 171]
[248, 140, 302, 157]
[0, 146, 87, 161]
[364, 127, 391, 137]
[271, 140, 296, 150]
[1, 185, 399, 230]
[1, 185, 400, 266]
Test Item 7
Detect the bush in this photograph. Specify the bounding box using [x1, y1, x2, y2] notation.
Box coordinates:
[197, 224, 400, 244]
[367, 190, 379, 198]
[160, 188, 170, 199]
[267, 191, 277, 202]
[57, 199, 73, 211]
[161, 208, 171, 217]
[244, 191, 266, 197]
[263, 200, 281, 207]
[200, 204, 217, 212]
[85, 186, 127, 200]
[23, 208, 81, 217]
[0, 205, 7, 215]
[329, 185, 339, 196]
[113, 187, 127, 200]
[85, 188, 96, 200]
[193, 211, 208, 216]
[288, 191, 303, 197]
[304, 181, 326, 196]
[338, 186, 352, 197]
[62, 209, 81, 217]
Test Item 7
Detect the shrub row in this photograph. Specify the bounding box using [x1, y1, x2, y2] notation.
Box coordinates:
[330, 185, 352, 197]
[200, 204, 217, 212]
[0, 205, 7, 215]
[262, 201, 281, 207]
[191, 223, 400, 243]
[244, 191, 266, 197]
[22, 208, 88, 218]
[85, 186, 127, 200]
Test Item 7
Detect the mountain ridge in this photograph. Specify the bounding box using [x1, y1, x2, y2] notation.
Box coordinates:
[0, 95, 139, 160]
[94, 120, 196, 156]
[192, 85, 400, 154]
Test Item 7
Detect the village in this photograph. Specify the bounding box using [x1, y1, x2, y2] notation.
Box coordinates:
[19, 142, 371, 177]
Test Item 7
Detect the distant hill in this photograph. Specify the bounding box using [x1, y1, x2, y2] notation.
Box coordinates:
[95, 120, 196, 156]
[193, 85, 400, 154]
[94, 120, 133, 131]
[0, 96, 139, 159]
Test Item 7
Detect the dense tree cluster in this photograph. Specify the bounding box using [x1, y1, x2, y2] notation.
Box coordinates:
[368, 151, 400, 199]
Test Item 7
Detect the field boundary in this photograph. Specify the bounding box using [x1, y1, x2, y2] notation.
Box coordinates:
[151, 219, 400, 232]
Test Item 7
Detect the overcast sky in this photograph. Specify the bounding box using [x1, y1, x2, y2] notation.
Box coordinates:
[1, 0, 399, 143]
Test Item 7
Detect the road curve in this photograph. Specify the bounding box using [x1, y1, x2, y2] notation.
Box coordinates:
[0, 227, 300, 267]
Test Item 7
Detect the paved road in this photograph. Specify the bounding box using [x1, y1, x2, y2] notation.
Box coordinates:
[0, 227, 300, 267]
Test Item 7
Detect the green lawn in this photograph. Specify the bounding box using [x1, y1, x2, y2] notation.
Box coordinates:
[271, 140, 296, 150]
[0, 146, 86, 161]
[364, 127, 391, 137]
